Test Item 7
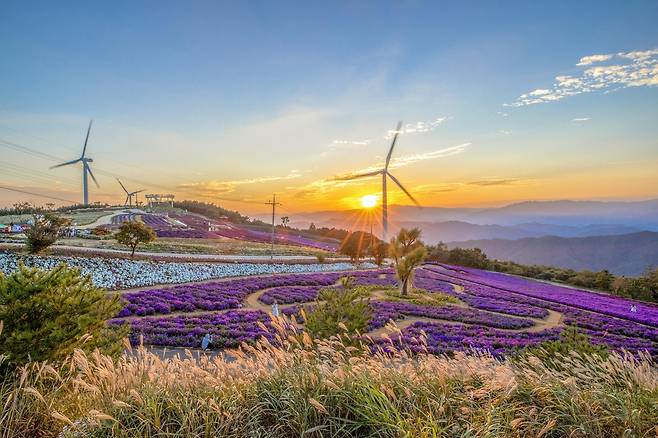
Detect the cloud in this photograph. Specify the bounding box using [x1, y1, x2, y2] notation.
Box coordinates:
[384, 117, 448, 139]
[576, 54, 613, 66]
[572, 117, 590, 122]
[498, 130, 512, 135]
[177, 170, 302, 196]
[507, 48, 658, 107]
[332, 143, 472, 180]
[466, 178, 519, 187]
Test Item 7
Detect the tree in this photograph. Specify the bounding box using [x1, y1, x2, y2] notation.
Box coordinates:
[390, 228, 427, 296]
[281, 216, 290, 227]
[309, 222, 316, 231]
[338, 231, 370, 264]
[369, 240, 388, 267]
[0, 264, 128, 369]
[24, 213, 70, 254]
[115, 221, 156, 257]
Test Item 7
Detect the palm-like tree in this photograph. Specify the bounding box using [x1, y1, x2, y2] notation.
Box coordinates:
[390, 228, 427, 296]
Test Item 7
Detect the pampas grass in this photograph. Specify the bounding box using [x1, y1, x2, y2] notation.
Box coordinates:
[1, 318, 657, 437]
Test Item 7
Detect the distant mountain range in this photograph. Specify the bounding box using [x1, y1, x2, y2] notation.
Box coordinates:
[447, 231, 658, 276]
[268, 199, 658, 275]
[283, 199, 658, 242]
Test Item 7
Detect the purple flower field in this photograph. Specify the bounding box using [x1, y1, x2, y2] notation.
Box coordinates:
[112, 263, 658, 357]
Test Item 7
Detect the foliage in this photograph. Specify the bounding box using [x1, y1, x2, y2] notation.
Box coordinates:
[0, 264, 128, 370]
[115, 221, 156, 257]
[1, 327, 657, 438]
[382, 287, 460, 307]
[174, 200, 250, 224]
[519, 325, 610, 365]
[24, 213, 70, 254]
[389, 228, 427, 296]
[305, 282, 372, 339]
[369, 240, 388, 267]
[338, 231, 371, 264]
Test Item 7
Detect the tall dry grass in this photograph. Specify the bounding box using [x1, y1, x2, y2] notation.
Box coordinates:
[1, 318, 657, 437]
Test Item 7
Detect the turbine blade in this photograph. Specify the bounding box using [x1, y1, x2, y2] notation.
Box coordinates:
[116, 178, 129, 194]
[132, 189, 146, 194]
[333, 170, 383, 181]
[125, 195, 130, 206]
[387, 172, 421, 207]
[384, 121, 403, 170]
[81, 120, 93, 158]
[50, 159, 80, 169]
[87, 165, 100, 188]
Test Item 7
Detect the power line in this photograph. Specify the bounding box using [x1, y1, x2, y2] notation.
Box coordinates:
[0, 185, 76, 203]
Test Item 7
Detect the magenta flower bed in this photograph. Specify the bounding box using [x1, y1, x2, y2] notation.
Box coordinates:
[374, 321, 562, 356]
[369, 301, 535, 330]
[112, 263, 658, 357]
[118, 270, 388, 317]
[171, 214, 340, 251]
[258, 286, 325, 305]
[426, 263, 658, 327]
[112, 310, 274, 348]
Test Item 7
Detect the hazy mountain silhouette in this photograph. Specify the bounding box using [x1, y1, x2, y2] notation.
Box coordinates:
[447, 231, 658, 276]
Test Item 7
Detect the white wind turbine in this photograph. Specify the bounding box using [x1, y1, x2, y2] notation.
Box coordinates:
[50, 120, 99, 206]
[337, 121, 420, 242]
[117, 178, 145, 207]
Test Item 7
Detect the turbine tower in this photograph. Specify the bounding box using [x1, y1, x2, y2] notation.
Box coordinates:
[51, 120, 99, 206]
[117, 178, 145, 207]
[338, 121, 420, 243]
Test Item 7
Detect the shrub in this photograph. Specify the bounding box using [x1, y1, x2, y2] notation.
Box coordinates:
[0, 263, 128, 370]
[24, 213, 70, 254]
[305, 283, 372, 339]
[115, 221, 156, 257]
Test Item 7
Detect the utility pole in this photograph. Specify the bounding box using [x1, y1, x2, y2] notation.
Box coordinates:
[265, 194, 281, 260]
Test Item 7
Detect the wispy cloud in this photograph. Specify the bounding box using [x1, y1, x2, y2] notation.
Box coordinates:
[572, 117, 591, 122]
[326, 116, 450, 154]
[177, 170, 302, 196]
[507, 48, 658, 107]
[498, 130, 512, 135]
[384, 117, 449, 139]
[332, 143, 472, 180]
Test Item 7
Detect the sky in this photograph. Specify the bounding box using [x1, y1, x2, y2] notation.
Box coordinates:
[1, 1, 657, 216]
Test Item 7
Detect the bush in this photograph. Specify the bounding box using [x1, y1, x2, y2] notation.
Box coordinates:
[115, 221, 156, 257]
[0, 263, 128, 370]
[24, 213, 70, 254]
[305, 281, 372, 339]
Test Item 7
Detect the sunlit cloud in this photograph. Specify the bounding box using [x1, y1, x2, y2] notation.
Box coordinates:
[507, 48, 658, 107]
[332, 143, 472, 180]
[177, 170, 302, 196]
[572, 117, 591, 122]
[576, 54, 613, 66]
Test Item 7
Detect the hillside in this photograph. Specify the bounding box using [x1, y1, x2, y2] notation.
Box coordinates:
[448, 231, 658, 276]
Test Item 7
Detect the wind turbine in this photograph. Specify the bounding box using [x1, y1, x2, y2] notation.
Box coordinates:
[338, 121, 420, 243]
[50, 120, 99, 206]
[117, 178, 145, 207]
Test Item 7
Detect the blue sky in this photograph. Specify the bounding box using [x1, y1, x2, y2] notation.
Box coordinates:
[1, 1, 657, 213]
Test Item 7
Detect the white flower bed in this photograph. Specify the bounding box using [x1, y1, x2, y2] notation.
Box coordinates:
[0, 252, 372, 290]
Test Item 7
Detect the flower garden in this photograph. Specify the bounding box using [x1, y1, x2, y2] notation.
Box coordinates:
[0, 252, 363, 289]
[108, 262, 658, 357]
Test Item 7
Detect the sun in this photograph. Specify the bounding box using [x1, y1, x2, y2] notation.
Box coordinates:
[361, 194, 378, 208]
